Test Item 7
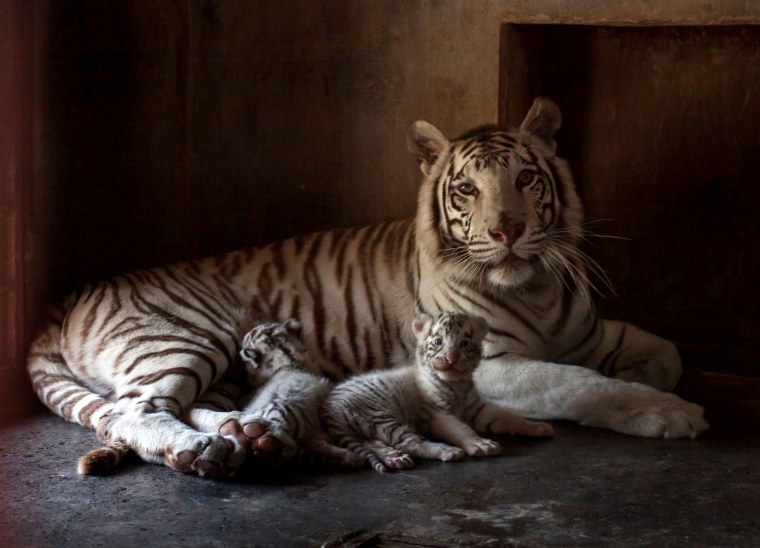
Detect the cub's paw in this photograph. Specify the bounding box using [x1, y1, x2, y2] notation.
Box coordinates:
[219, 415, 286, 467]
[164, 433, 245, 478]
[582, 387, 709, 439]
[432, 444, 466, 462]
[522, 420, 555, 438]
[464, 438, 501, 457]
[384, 450, 415, 470]
[340, 451, 368, 469]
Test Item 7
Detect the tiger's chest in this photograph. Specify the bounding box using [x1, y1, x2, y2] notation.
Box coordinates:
[417, 275, 596, 363]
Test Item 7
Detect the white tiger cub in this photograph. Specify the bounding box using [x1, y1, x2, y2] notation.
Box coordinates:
[185, 319, 366, 469]
[322, 312, 554, 473]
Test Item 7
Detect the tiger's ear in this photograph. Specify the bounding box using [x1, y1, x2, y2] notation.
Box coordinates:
[240, 347, 262, 369]
[284, 318, 302, 338]
[239, 331, 261, 368]
[407, 121, 449, 176]
[520, 97, 562, 152]
[471, 316, 489, 342]
[412, 313, 433, 341]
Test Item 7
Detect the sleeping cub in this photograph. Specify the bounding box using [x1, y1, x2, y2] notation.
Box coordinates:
[180, 319, 366, 470]
[233, 319, 366, 468]
[322, 312, 554, 472]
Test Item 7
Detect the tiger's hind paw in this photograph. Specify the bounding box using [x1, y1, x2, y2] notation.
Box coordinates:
[164, 433, 245, 478]
[219, 417, 286, 468]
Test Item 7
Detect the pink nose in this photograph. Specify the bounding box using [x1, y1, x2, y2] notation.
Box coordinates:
[488, 221, 526, 247]
[446, 353, 459, 366]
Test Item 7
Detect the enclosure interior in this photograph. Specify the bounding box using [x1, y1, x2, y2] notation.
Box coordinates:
[500, 23, 760, 418]
[1, 6, 759, 422]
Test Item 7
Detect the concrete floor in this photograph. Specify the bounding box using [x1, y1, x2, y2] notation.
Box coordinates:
[0, 413, 758, 547]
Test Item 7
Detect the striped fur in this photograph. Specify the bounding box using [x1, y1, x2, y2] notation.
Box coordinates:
[233, 320, 365, 468]
[29, 97, 706, 478]
[322, 312, 553, 473]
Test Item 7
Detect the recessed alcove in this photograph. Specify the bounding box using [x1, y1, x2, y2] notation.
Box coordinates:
[499, 24, 760, 389]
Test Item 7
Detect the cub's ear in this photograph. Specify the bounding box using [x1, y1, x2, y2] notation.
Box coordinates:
[239, 331, 262, 368]
[412, 313, 433, 340]
[407, 121, 449, 176]
[471, 315, 489, 342]
[240, 347, 263, 369]
[284, 318, 302, 338]
[520, 97, 562, 152]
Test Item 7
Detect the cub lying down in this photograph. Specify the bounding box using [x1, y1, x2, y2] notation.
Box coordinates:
[233, 319, 365, 468]
[322, 312, 554, 473]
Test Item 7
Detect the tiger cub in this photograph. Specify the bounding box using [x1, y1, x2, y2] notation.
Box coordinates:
[224, 319, 365, 469]
[322, 312, 554, 473]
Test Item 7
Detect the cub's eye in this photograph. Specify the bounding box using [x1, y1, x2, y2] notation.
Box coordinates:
[517, 170, 533, 187]
[456, 182, 477, 196]
[459, 339, 471, 349]
[432, 337, 443, 347]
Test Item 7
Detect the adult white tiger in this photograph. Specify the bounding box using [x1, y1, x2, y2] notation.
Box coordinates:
[28, 97, 708, 477]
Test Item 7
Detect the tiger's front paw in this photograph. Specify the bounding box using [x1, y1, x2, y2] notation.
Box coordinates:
[464, 437, 501, 457]
[434, 445, 466, 462]
[581, 386, 709, 439]
[522, 420, 555, 437]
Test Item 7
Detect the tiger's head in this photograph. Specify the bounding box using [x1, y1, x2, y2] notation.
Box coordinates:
[239, 319, 309, 386]
[409, 97, 584, 291]
[413, 312, 488, 382]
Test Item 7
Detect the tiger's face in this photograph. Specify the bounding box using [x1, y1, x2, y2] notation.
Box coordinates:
[239, 319, 309, 386]
[410, 98, 584, 290]
[413, 312, 488, 381]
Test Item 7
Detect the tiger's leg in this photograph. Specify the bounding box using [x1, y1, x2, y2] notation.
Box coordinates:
[592, 319, 682, 390]
[363, 439, 415, 471]
[302, 437, 367, 468]
[181, 383, 286, 467]
[426, 411, 502, 457]
[389, 428, 466, 462]
[474, 354, 709, 439]
[97, 358, 246, 478]
[468, 401, 554, 438]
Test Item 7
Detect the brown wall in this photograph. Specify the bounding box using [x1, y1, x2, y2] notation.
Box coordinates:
[6, 1, 760, 414]
[1, 0, 32, 416]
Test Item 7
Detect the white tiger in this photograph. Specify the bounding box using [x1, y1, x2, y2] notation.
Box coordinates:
[323, 312, 554, 473]
[29, 97, 708, 477]
[186, 319, 366, 469]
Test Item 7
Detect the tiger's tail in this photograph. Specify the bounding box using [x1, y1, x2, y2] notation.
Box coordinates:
[291, 447, 367, 470]
[333, 435, 388, 474]
[27, 293, 115, 433]
[322, 410, 390, 473]
[77, 441, 131, 475]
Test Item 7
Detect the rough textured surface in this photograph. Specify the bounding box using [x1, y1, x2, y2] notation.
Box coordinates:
[1, 413, 758, 546]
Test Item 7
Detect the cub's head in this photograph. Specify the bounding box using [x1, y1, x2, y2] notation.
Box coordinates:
[409, 97, 584, 290]
[239, 319, 308, 386]
[413, 312, 488, 382]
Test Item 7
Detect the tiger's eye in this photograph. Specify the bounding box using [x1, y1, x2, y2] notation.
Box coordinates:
[517, 170, 533, 185]
[459, 339, 470, 348]
[457, 182, 476, 195]
[433, 337, 443, 346]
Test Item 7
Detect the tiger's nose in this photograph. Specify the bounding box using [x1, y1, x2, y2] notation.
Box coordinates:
[488, 222, 526, 247]
[445, 352, 459, 366]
